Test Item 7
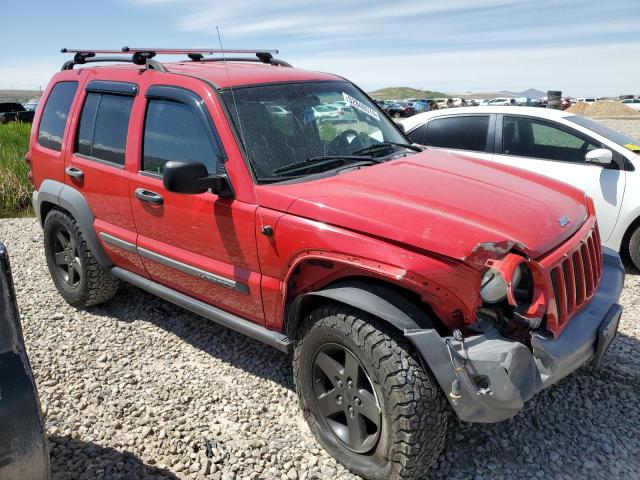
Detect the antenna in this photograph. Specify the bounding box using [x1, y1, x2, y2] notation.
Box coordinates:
[216, 27, 271, 236]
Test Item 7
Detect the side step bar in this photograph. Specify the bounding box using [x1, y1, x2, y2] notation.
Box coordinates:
[111, 267, 293, 353]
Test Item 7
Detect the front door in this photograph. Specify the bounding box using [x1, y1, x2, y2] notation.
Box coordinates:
[492, 114, 625, 242]
[128, 84, 264, 323]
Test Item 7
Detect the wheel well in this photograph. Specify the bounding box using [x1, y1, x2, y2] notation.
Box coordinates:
[39, 201, 59, 226]
[285, 275, 446, 340]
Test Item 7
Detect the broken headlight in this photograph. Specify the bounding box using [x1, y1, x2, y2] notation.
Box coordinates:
[480, 268, 509, 303]
[480, 260, 533, 307]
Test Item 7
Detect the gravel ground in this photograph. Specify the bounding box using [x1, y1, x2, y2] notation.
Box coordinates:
[2, 215, 640, 480]
[596, 118, 640, 139]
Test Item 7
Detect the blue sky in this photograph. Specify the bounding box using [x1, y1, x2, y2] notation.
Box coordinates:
[3, 0, 639, 96]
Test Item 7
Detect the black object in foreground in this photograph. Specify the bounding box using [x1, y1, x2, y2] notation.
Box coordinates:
[0, 242, 49, 480]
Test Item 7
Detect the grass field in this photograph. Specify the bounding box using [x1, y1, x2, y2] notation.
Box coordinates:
[0, 122, 32, 217]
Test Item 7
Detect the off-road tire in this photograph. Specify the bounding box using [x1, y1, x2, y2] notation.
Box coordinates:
[44, 208, 120, 308]
[628, 225, 640, 271]
[293, 303, 448, 480]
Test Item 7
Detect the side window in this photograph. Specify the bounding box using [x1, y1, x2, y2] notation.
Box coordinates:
[142, 99, 218, 175]
[406, 125, 427, 145]
[425, 116, 490, 152]
[37, 81, 78, 151]
[75, 92, 134, 166]
[503, 116, 599, 162]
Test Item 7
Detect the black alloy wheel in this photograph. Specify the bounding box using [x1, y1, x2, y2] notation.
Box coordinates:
[43, 208, 120, 308]
[50, 226, 82, 288]
[311, 343, 381, 454]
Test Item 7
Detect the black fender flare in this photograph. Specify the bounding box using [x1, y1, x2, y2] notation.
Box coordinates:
[32, 179, 113, 267]
[286, 279, 435, 338]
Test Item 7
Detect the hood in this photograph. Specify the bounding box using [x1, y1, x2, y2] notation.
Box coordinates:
[257, 151, 588, 263]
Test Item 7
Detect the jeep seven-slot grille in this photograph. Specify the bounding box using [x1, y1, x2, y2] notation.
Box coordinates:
[549, 225, 602, 327]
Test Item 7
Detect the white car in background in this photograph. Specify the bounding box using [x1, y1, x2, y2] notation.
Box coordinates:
[266, 104, 290, 116]
[480, 97, 512, 106]
[620, 98, 640, 112]
[400, 106, 640, 268]
[312, 105, 340, 119]
[576, 97, 596, 104]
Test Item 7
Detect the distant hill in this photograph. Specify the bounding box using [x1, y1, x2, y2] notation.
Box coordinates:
[368, 87, 448, 100]
[369, 87, 549, 101]
[0, 90, 41, 103]
[449, 88, 548, 99]
[514, 88, 546, 99]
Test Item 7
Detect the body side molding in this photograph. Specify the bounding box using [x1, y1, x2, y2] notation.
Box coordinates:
[110, 267, 292, 352]
[99, 232, 137, 253]
[137, 247, 249, 294]
[101, 233, 250, 294]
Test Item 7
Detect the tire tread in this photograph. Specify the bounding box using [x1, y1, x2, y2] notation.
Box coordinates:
[293, 302, 448, 480]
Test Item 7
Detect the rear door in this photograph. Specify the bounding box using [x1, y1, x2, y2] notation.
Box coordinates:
[406, 114, 495, 162]
[128, 82, 264, 323]
[64, 78, 148, 277]
[492, 114, 625, 241]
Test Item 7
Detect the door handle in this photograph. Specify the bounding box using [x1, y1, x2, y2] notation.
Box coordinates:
[135, 188, 164, 205]
[65, 166, 84, 179]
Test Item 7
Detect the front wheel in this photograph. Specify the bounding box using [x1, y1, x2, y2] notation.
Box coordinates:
[293, 304, 448, 480]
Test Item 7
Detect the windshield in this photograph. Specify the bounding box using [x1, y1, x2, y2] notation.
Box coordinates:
[221, 81, 408, 182]
[566, 115, 640, 151]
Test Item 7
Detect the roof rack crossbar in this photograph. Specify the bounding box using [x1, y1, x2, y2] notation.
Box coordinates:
[121, 47, 278, 55]
[60, 47, 283, 71]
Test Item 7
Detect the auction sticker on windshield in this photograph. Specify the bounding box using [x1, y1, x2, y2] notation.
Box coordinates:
[342, 93, 380, 121]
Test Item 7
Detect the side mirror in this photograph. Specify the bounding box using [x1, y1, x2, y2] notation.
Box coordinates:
[585, 148, 613, 165]
[163, 161, 233, 197]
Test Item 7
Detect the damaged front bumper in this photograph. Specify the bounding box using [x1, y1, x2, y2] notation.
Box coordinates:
[406, 247, 624, 423]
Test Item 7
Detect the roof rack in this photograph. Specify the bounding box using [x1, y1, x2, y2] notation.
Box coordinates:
[60, 47, 289, 71]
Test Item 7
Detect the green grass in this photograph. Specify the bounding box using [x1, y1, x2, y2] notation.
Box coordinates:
[0, 122, 33, 217]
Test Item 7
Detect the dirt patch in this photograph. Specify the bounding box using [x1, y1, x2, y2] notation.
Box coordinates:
[567, 100, 640, 118]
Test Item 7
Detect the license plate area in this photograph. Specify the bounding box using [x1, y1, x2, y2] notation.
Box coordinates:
[592, 304, 622, 368]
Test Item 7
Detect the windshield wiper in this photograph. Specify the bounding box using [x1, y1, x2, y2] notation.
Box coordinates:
[350, 141, 423, 156]
[273, 155, 380, 175]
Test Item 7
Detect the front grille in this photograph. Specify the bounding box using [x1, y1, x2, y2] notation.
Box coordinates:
[549, 225, 602, 329]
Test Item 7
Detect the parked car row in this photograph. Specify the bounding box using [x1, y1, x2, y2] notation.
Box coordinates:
[0, 102, 36, 124]
[21, 46, 626, 480]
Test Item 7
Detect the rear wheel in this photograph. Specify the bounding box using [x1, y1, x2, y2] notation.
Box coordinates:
[44, 209, 120, 308]
[293, 303, 448, 480]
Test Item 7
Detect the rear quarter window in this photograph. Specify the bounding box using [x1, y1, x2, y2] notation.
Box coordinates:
[425, 115, 490, 152]
[37, 81, 78, 151]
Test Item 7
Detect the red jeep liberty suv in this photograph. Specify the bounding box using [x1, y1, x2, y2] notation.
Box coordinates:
[28, 47, 624, 480]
